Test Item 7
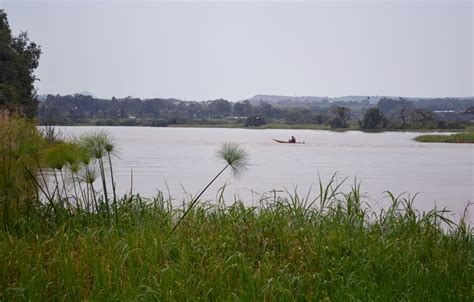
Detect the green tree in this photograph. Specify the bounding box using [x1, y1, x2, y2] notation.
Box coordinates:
[410, 108, 437, 128]
[245, 115, 265, 127]
[284, 108, 312, 124]
[361, 108, 388, 129]
[378, 97, 413, 115]
[0, 9, 41, 119]
[329, 105, 350, 128]
[233, 100, 252, 117]
[208, 99, 232, 118]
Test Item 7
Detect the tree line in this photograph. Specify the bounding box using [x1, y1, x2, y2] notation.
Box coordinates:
[39, 94, 473, 130]
[38, 94, 353, 127]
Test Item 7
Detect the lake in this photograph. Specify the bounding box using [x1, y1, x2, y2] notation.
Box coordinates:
[58, 126, 473, 223]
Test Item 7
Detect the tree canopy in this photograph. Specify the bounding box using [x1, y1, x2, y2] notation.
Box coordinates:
[361, 108, 388, 130]
[0, 9, 41, 119]
[329, 105, 350, 128]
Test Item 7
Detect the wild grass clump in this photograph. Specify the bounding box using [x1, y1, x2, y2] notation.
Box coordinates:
[415, 132, 474, 143]
[0, 178, 472, 301]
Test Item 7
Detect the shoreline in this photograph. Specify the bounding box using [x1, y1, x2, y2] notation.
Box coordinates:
[38, 122, 473, 134]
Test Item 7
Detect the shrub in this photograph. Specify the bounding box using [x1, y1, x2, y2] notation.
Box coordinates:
[0, 112, 44, 224]
[361, 108, 388, 130]
[245, 115, 265, 127]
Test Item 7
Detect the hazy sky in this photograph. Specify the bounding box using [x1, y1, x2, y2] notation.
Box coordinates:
[2, 0, 473, 101]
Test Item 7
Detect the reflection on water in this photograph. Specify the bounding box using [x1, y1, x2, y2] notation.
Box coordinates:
[58, 126, 473, 223]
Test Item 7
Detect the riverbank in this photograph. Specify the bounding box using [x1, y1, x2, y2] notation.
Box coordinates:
[39, 119, 474, 133]
[415, 132, 474, 143]
[1, 190, 472, 301]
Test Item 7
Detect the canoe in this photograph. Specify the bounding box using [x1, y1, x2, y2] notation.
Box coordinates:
[273, 139, 305, 144]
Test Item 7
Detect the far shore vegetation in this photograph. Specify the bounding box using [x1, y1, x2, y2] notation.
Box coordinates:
[39, 94, 474, 132]
[415, 132, 474, 144]
[39, 115, 474, 133]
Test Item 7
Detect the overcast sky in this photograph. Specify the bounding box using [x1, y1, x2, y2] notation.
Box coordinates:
[2, 0, 473, 101]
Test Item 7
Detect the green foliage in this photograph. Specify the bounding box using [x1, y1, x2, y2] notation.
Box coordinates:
[378, 97, 413, 115]
[361, 107, 388, 130]
[42, 142, 80, 171]
[216, 142, 249, 176]
[208, 99, 232, 118]
[284, 107, 309, 124]
[0, 10, 41, 119]
[329, 105, 350, 128]
[1, 116, 123, 224]
[0, 114, 44, 224]
[0, 182, 472, 301]
[38, 94, 474, 130]
[79, 131, 116, 217]
[244, 115, 265, 127]
[79, 130, 113, 159]
[415, 132, 474, 143]
[233, 100, 252, 116]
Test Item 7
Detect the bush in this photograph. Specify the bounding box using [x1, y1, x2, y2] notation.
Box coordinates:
[0, 113, 45, 223]
[151, 119, 169, 127]
[361, 108, 388, 130]
[245, 115, 265, 127]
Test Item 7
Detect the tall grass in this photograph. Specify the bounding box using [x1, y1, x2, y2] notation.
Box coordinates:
[0, 114, 45, 226]
[415, 132, 474, 143]
[0, 179, 472, 301]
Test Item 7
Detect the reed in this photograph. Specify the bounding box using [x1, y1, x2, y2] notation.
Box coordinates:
[104, 141, 118, 221]
[80, 131, 113, 218]
[170, 142, 248, 234]
[0, 181, 472, 301]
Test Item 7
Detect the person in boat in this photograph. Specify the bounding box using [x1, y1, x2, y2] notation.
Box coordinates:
[289, 136, 296, 143]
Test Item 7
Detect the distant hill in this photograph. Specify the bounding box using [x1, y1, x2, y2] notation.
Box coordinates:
[246, 95, 384, 106]
[245, 95, 474, 108]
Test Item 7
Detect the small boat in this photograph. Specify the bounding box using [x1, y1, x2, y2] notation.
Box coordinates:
[273, 139, 305, 144]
